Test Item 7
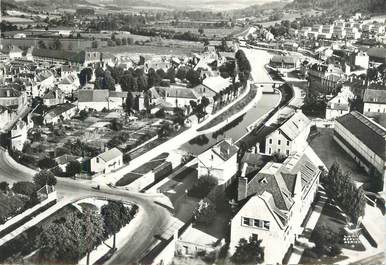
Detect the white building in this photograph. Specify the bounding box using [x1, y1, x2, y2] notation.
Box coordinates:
[58, 74, 79, 95]
[43, 103, 77, 124]
[11, 120, 28, 151]
[231, 152, 321, 264]
[158, 86, 200, 109]
[197, 138, 239, 187]
[352, 51, 369, 69]
[363, 89, 386, 114]
[91, 147, 123, 174]
[265, 111, 311, 156]
[326, 87, 354, 120]
[334, 111, 386, 190]
[77, 89, 127, 111]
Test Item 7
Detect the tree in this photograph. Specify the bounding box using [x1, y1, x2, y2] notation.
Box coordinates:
[66, 160, 82, 177]
[83, 209, 105, 265]
[52, 38, 62, 50]
[143, 90, 151, 113]
[193, 198, 216, 225]
[166, 67, 176, 83]
[38, 40, 47, 49]
[12, 181, 36, 196]
[38, 157, 58, 169]
[79, 68, 93, 87]
[312, 225, 342, 257]
[137, 74, 148, 91]
[176, 67, 188, 81]
[198, 27, 204, 35]
[147, 68, 161, 88]
[33, 170, 57, 189]
[79, 109, 88, 120]
[0, 181, 9, 193]
[231, 236, 264, 264]
[125, 92, 134, 114]
[186, 68, 201, 87]
[91, 40, 98, 49]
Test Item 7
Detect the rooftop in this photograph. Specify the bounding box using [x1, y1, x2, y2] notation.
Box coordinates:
[277, 111, 311, 141]
[363, 88, 386, 104]
[336, 111, 386, 160]
[98, 147, 122, 162]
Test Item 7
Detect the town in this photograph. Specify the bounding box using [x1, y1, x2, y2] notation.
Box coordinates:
[0, 0, 385, 265]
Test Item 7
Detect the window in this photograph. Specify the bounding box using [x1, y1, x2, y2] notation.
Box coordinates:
[278, 140, 281, 145]
[278, 148, 281, 153]
[263, 221, 270, 230]
[252, 233, 258, 240]
[368, 108, 370, 112]
[286, 150, 289, 156]
[254, 219, 261, 228]
[269, 139, 272, 144]
[269, 148, 271, 154]
[96, 157, 99, 163]
[243, 217, 250, 226]
[287, 140, 290, 146]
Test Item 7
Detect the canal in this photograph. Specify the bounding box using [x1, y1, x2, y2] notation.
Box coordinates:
[179, 92, 281, 155]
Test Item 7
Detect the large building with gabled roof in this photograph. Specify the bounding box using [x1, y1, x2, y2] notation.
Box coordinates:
[231, 151, 321, 264]
[197, 138, 239, 187]
[265, 110, 311, 156]
[334, 111, 386, 190]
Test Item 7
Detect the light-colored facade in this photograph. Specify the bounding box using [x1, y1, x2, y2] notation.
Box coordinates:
[265, 111, 311, 156]
[231, 152, 321, 264]
[43, 103, 77, 124]
[11, 120, 28, 151]
[325, 87, 354, 120]
[197, 138, 239, 187]
[363, 89, 386, 115]
[334, 112, 386, 190]
[91, 147, 123, 174]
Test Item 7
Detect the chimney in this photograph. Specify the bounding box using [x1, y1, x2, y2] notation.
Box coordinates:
[237, 176, 248, 201]
[241, 162, 248, 178]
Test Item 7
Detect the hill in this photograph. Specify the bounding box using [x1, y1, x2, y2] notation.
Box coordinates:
[287, 0, 386, 12]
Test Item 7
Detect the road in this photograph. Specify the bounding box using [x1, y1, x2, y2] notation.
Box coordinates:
[0, 149, 175, 265]
[349, 252, 385, 265]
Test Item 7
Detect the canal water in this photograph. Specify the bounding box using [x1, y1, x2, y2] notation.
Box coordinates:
[179, 93, 280, 155]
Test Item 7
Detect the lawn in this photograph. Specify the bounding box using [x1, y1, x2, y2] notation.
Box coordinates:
[308, 128, 370, 185]
[198, 87, 257, 131]
[300, 200, 365, 264]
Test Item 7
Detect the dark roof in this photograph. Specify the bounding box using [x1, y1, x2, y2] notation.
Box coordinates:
[271, 55, 297, 65]
[336, 111, 386, 160]
[32, 48, 86, 63]
[0, 87, 22, 97]
[367, 47, 386, 59]
[212, 139, 239, 161]
[45, 103, 76, 119]
[364, 89, 386, 104]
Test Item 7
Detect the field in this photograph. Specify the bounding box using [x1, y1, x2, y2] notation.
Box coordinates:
[98, 44, 200, 56]
[147, 26, 245, 38]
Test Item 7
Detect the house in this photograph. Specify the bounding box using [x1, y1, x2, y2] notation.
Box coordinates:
[326, 87, 354, 120]
[43, 87, 65, 107]
[35, 70, 56, 95]
[157, 86, 200, 109]
[91, 147, 123, 174]
[334, 111, 386, 189]
[0, 45, 23, 60]
[10, 119, 28, 151]
[363, 89, 386, 114]
[269, 55, 299, 70]
[307, 63, 345, 93]
[58, 74, 79, 95]
[44, 103, 77, 124]
[231, 152, 321, 264]
[265, 110, 311, 156]
[0, 106, 17, 130]
[197, 138, 239, 187]
[202, 76, 231, 94]
[55, 154, 81, 172]
[350, 51, 369, 69]
[0, 86, 28, 112]
[77, 89, 127, 111]
[32, 48, 103, 67]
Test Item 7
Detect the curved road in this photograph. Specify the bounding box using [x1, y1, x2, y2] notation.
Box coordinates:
[0, 150, 174, 265]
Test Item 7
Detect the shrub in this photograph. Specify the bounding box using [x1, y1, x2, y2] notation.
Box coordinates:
[38, 157, 57, 170]
[12, 182, 36, 196]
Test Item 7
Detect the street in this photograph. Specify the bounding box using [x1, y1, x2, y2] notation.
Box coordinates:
[0, 149, 175, 264]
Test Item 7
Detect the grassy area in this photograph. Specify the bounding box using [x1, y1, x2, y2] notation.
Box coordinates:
[300, 200, 365, 264]
[198, 87, 257, 131]
[147, 26, 244, 38]
[97, 44, 199, 56]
